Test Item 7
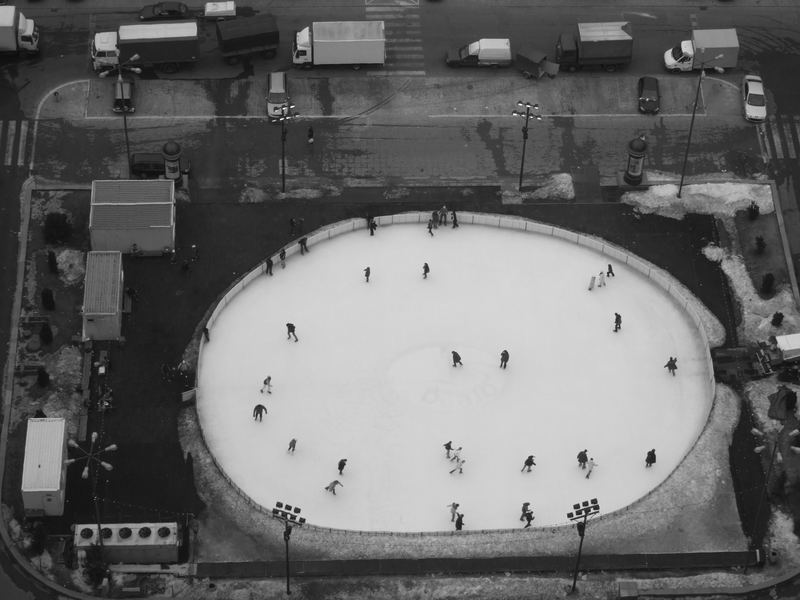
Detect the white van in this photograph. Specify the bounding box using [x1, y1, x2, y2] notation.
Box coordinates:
[266, 71, 289, 120]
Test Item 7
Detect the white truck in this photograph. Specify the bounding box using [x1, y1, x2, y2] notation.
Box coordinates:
[293, 21, 385, 68]
[664, 29, 739, 73]
[92, 21, 200, 74]
[0, 5, 39, 55]
[446, 38, 512, 67]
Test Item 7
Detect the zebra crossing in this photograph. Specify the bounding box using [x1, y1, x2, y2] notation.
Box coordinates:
[366, 0, 426, 75]
[758, 115, 800, 161]
[0, 119, 31, 169]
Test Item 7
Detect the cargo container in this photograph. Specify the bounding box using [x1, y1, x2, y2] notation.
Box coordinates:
[555, 22, 633, 72]
[293, 21, 384, 68]
[217, 14, 279, 64]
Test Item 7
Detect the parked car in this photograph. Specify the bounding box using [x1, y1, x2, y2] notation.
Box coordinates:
[130, 152, 192, 178]
[637, 76, 660, 114]
[139, 2, 189, 21]
[266, 71, 289, 121]
[742, 74, 767, 122]
[113, 77, 135, 113]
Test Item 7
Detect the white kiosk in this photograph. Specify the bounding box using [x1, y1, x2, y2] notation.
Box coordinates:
[21, 418, 67, 517]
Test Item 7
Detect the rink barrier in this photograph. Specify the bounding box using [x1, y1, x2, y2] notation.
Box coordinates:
[195, 212, 716, 536]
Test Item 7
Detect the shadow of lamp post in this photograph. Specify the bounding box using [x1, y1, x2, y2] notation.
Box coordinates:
[276, 103, 298, 193]
[99, 55, 142, 178]
[751, 426, 799, 545]
[273, 501, 306, 595]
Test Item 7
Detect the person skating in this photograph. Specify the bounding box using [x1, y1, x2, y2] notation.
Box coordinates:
[521, 455, 536, 472]
[664, 357, 677, 376]
[443, 440, 453, 458]
[613, 313, 622, 332]
[423, 262, 430, 279]
[279, 248, 286, 269]
[368, 218, 378, 236]
[598, 271, 606, 287]
[523, 510, 535, 528]
[265, 256, 273, 276]
[253, 404, 267, 422]
[338, 458, 348, 475]
[452, 351, 463, 367]
[260, 376, 272, 394]
[455, 513, 464, 531]
[448, 502, 460, 522]
[364, 266, 370, 283]
[299, 237, 309, 255]
[586, 458, 597, 478]
[500, 349, 510, 369]
[427, 219, 434, 237]
[607, 263, 615, 277]
[449, 446, 463, 462]
[286, 323, 298, 342]
[519, 502, 531, 521]
[288, 438, 297, 453]
[439, 205, 447, 226]
[325, 480, 343, 495]
[431, 210, 439, 229]
[451, 209, 459, 228]
[645, 449, 657, 468]
[449, 457, 465, 474]
[577, 449, 588, 469]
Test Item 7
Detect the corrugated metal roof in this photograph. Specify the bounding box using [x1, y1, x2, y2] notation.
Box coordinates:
[84, 251, 122, 315]
[91, 180, 174, 205]
[91, 203, 174, 229]
[21, 418, 66, 492]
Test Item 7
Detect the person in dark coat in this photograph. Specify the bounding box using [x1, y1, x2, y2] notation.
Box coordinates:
[645, 449, 656, 468]
[521, 455, 536, 472]
[253, 404, 267, 422]
[265, 256, 273, 276]
[299, 237, 309, 255]
[338, 458, 347, 475]
[289, 218, 297, 234]
[614, 312, 622, 332]
[607, 263, 615, 277]
[427, 219, 434, 236]
[451, 209, 459, 228]
[664, 357, 677, 376]
[288, 438, 297, 453]
[423, 262, 430, 279]
[523, 510, 535, 528]
[455, 513, 464, 531]
[431, 209, 439, 229]
[279, 248, 286, 268]
[451, 351, 463, 367]
[369, 219, 378, 236]
[448, 502, 460, 522]
[325, 480, 342, 495]
[520, 502, 531, 521]
[443, 440, 453, 458]
[577, 449, 588, 469]
[364, 266, 370, 282]
[500, 349, 509, 369]
[286, 323, 298, 342]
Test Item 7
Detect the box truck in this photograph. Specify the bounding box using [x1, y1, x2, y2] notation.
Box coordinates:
[445, 38, 512, 68]
[293, 21, 385, 68]
[664, 29, 739, 73]
[0, 5, 39, 55]
[555, 22, 633, 72]
[91, 21, 199, 73]
[217, 14, 279, 64]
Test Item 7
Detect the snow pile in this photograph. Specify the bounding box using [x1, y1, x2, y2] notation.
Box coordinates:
[622, 182, 773, 220]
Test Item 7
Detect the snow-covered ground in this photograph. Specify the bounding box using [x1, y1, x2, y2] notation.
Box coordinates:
[196, 222, 713, 531]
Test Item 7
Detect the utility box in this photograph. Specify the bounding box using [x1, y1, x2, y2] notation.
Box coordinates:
[74, 522, 181, 563]
[82, 251, 124, 342]
[21, 418, 67, 517]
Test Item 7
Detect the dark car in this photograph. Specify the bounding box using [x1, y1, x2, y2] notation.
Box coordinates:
[113, 77, 135, 114]
[139, 2, 189, 21]
[637, 76, 660, 114]
[130, 153, 192, 179]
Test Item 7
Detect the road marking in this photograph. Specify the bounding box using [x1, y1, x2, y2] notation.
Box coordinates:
[16, 120, 28, 166]
[4, 120, 16, 166]
[781, 120, 797, 159]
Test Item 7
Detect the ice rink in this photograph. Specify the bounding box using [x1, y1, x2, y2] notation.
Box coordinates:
[196, 221, 712, 532]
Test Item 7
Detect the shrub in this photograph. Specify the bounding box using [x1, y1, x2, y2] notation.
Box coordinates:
[82, 544, 107, 588]
[756, 236, 766, 254]
[41, 288, 55, 311]
[43, 212, 71, 245]
[748, 200, 760, 220]
[36, 367, 49, 387]
[29, 522, 47, 555]
[761, 273, 775, 296]
[47, 250, 58, 274]
[39, 323, 53, 345]
[773, 312, 785, 327]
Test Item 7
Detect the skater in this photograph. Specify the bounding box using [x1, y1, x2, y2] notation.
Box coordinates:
[299, 237, 309, 255]
[452, 350, 463, 367]
[577, 449, 588, 469]
[324, 480, 343, 495]
[289, 218, 297, 235]
[288, 438, 297, 453]
[439, 204, 447, 226]
[450, 446, 463, 462]
[423, 262, 430, 279]
[431, 210, 439, 229]
[286, 322, 298, 342]
[451, 209, 459, 228]
[449, 457, 465, 474]
[520, 502, 531, 521]
[664, 357, 678, 376]
[613, 313, 622, 332]
[598, 271, 606, 287]
[586, 458, 597, 479]
[500, 349, 509, 369]
[587, 275, 596, 291]
[253, 404, 267, 422]
[448, 502, 460, 522]
[607, 263, 615, 277]
[307, 126, 314, 145]
[364, 266, 370, 282]
[645, 449, 657, 468]
[260, 376, 272, 394]
[279, 248, 286, 269]
[523, 510, 535, 528]
[203, 327, 210, 342]
[427, 219, 434, 237]
[368, 218, 378, 236]
[443, 440, 453, 458]
[265, 256, 273, 276]
[338, 458, 348, 475]
[521, 455, 536, 472]
[455, 513, 464, 531]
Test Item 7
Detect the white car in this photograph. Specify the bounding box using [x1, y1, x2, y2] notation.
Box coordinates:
[742, 75, 767, 122]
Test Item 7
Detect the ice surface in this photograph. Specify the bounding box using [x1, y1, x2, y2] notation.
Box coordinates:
[197, 224, 712, 532]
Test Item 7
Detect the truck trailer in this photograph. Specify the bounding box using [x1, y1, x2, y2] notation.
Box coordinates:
[445, 38, 512, 68]
[555, 22, 633, 72]
[664, 29, 739, 73]
[217, 14, 279, 64]
[0, 5, 39, 55]
[293, 21, 384, 68]
[92, 21, 199, 74]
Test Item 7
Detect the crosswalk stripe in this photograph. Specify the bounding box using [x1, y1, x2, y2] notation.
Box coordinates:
[769, 119, 784, 159]
[16, 120, 28, 166]
[781, 120, 797, 159]
[4, 120, 16, 166]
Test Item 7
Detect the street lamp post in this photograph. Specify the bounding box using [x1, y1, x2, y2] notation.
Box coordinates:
[277, 104, 298, 193]
[511, 101, 542, 192]
[677, 54, 723, 198]
[273, 502, 306, 595]
[566, 498, 600, 595]
[751, 427, 799, 546]
[99, 55, 141, 178]
[65, 431, 118, 557]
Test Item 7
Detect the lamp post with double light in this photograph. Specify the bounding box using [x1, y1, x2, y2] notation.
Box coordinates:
[566, 498, 600, 595]
[273, 501, 306, 595]
[276, 103, 298, 193]
[511, 101, 542, 192]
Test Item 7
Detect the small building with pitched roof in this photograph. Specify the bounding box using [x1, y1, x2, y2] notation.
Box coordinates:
[21, 418, 67, 517]
[82, 251, 124, 341]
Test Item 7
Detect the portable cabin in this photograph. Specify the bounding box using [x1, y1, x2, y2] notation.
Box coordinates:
[82, 251, 124, 341]
[21, 418, 67, 517]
